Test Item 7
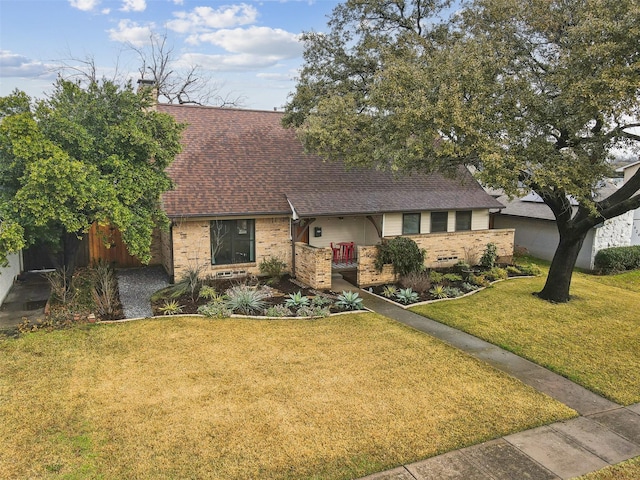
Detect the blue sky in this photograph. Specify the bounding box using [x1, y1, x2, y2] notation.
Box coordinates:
[0, 0, 339, 110]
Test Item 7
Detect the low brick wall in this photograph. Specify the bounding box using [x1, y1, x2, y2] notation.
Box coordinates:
[356, 229, 515, 287]
[411, 229, 515, 268]
[357, 245, 397, 287]
[294, 242, 332, 290]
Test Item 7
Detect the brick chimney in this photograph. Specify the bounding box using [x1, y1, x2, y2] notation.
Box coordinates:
[137, 79, 158, 108]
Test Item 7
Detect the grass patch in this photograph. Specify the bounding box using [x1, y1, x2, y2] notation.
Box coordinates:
[576, 456, 640, 480]
[0, 314, 574, 479]
[411, 269, 640, 405]
[587, 269, 640, 292]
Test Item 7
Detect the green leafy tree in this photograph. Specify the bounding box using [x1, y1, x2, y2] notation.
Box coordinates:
[0, 78, 185, 271]
[284, 0, 640, 303]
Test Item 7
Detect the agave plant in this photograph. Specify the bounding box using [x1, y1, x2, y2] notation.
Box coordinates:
[429, 284, 448, 299]
[395, 287, 419, 305]
[225, 285, 268, 315]
[382, 285, 398, 298]
[159, 300, 184, 315]
[285, 291, 311, 309]
[335, 291, 363, 311]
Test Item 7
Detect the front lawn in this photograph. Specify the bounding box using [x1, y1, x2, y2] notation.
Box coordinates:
[411, 268, 640, 405]
[0, 314, 574, 479]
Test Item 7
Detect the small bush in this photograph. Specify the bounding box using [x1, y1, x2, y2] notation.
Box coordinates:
[461, 282, 480, 293]
[259, 256, 287, 284]
[442, 273, 463, 283]
[91, 261, 119, 319]
[311, 295, 333, 307]
[428, 271, 444, 284]
[517, 263, 542, 276]
[198, 285, 219, 300]
[198, 302, 232, 318]
[594, 246, 640, 273]
[45, 267, 74, 305]
[469, 274, 490, 288]
[400, 271, 431, 293]
[264, 304, 293, 318]
[480, 243, 498, 269]
[484, 267, 508, 282]
[375, 237, 425, 276]
[296, 305, 331, 318]
[442, 287, 463, 298]
[169, 266, 203, 302]
[506, 265, 522, 275]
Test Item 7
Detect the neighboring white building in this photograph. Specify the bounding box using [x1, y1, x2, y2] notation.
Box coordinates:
[0, 251, 23, 306]
[616, 160, 640, 245]
[492, 186, 633, 270]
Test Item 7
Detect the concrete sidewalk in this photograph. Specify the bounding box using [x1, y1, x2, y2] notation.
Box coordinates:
[331, 278, 640, 480]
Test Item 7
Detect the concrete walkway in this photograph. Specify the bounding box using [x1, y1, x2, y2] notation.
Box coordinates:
[330, 277, 640, 480]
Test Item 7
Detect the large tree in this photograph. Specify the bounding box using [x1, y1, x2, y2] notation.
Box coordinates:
[0, 78, 185, 271]
[283, 0, 640, 302]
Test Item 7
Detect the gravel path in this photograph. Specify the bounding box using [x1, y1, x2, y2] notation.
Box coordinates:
[117, 266, 170, 319]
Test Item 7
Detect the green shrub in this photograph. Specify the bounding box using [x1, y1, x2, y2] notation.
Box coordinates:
[506, 265, 522, 275]
[442, 273, 463, 283]
[197, 302, 232, 318]
[296, 305, 331, 318]
[264, 304, 292, 318]
[311, 295, 333, 307]
[259, 256, 287, 284]
[428, 271, 444, 284]
[480, 242, 498, 269]
[594, 246, 640, 273]
[461, 282, 479, 293]
[484, 267, 508, 282]
[443, 286, 463, 298]
[375, 237, 425, 276]
[517, 263, 542, 276]
[469, 274, 490, 287]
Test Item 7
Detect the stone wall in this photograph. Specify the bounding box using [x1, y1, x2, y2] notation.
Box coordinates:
[410, 229, 515, 268]
[357, 245, 397, 287]
[294, 243, 333, 290]
[591, 212, 634, 269]
[170, 216, 292, 281]
[356, 229, 515, 287]
[159, 227, 173, 279]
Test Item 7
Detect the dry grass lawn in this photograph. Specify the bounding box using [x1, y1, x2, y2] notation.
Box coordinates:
[577, 456, 640, 480]
[0, 313, 574, 479]
[411, 269, 640, 405]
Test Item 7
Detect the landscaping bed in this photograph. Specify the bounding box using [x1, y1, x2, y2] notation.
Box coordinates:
[151, 274, 363, 318]
[368, 263, 540, 306]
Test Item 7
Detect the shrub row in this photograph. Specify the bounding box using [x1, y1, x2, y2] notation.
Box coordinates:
[594, 245, 640, 273]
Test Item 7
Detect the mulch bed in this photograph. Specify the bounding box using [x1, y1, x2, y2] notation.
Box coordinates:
[151, 274, 344, 316]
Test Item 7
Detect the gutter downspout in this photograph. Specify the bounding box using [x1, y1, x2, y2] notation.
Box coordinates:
[287, 198, 299, 278]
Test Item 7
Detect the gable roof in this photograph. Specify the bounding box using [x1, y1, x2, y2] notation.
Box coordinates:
[495, 181, 619, 221]
[159, 105, 504, 218]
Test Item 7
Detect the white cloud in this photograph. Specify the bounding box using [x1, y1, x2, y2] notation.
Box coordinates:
[120, 0, 146, 12]
[69, 0, 100, 11]
[179, 52, 287, 72]
[190, 27, 302, 58]
[167, 4, 258, 33]
[107, 19, 154, 46]
[0, 51, 51, 78]
[257, 72, 295, 81]
[172, 0, 184, 4]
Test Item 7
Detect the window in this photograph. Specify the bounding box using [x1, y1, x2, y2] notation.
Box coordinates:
[455, 211, 472, 231]
[210, 219, 255, 265]
[402, 213, 421, 235]
[430, 211, 448, 232]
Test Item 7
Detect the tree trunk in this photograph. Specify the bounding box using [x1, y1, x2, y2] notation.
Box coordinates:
[537, 230, 589, 303]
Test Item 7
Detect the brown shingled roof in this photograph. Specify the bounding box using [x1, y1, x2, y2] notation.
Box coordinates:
[159, 104, 504, 218]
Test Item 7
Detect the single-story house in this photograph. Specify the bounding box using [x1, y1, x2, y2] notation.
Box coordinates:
[155, 105, 515, 289]
[491, 185, 633, 270]
[616, 159, 640, 245]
